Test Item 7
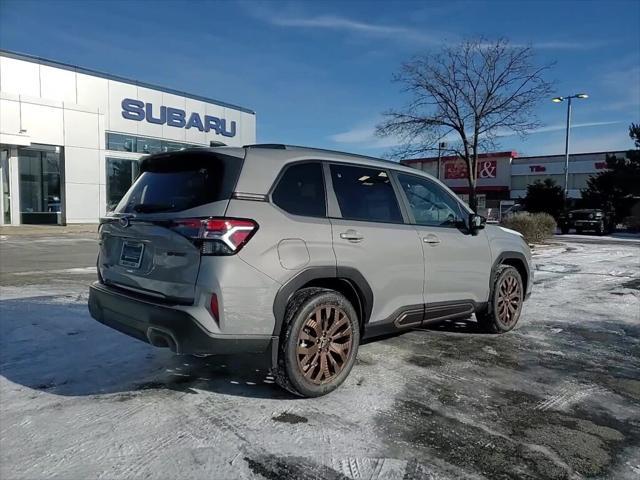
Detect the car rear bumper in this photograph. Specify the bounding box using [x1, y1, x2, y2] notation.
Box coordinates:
[88, 282, 274, 355]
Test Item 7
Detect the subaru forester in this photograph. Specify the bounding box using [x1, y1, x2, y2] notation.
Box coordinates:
[89, 145, 533, 397]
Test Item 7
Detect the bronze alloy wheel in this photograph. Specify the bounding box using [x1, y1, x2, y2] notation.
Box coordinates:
[296, 305, 353, 385]
[496, 272, 522, 325]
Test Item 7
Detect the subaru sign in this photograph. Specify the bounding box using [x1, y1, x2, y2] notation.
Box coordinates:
[121, 98, 236, 137]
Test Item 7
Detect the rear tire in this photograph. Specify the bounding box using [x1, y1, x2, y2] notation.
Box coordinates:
[477, 265, 524, 334]
[274, 288, 360, 397]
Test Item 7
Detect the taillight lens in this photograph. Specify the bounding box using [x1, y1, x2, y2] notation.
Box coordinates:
[169, 217, 258, 256]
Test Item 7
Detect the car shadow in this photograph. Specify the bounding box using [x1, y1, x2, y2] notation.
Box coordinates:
[418, 317, 488, 335]
[0, 296, 294, 400]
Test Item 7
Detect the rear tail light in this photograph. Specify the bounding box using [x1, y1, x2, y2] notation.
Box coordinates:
[169, 217, 258, 256]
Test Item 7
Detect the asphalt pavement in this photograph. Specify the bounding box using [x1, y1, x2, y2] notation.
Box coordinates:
[0, 233, 638, 479]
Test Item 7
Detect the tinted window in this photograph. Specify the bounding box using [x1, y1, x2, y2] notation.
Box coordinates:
[397, 173, 465, 227]
[272, 163, 326, 217]
[115, 152, 242, 213]
[330, 164, 402, 223]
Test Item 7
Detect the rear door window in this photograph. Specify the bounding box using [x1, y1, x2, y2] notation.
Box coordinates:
[272, 162, 326, 217]
[330, 164, 403, 223]
[115, 151, 243, 214]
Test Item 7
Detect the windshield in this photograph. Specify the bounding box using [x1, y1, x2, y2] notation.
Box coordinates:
[114, 151, 243, 214]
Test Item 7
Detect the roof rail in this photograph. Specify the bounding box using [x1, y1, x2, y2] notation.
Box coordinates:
[243, 143, 287, 149]
[242, 143, 400, 165]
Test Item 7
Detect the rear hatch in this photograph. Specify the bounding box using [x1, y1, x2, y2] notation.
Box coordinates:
[98, 149, 244, 304]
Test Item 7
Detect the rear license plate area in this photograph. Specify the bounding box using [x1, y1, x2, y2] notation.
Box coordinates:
[119, 241, 145, 268]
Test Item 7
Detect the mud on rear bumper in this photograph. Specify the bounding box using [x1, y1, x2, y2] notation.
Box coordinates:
[88, 282, 274, 355]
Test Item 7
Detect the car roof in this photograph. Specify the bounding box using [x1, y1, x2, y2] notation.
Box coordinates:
[233, 144, 441, 195]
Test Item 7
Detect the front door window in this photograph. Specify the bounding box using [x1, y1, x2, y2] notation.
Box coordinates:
[396, 173, 465, 227]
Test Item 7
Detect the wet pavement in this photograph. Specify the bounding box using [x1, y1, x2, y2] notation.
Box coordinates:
[0, 235, 638, 479]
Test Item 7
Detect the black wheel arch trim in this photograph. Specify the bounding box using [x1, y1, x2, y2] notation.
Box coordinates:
[490, 251, 530, 299]
[271, 265, 374, 338]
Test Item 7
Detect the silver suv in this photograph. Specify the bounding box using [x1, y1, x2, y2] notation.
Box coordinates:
[89, 145, 533, 397]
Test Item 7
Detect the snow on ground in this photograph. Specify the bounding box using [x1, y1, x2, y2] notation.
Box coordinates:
[0, 236, 638, 479]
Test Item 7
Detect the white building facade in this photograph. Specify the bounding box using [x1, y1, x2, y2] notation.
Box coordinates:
[510, 151, 621, 200]
[0, 50, 256, 225]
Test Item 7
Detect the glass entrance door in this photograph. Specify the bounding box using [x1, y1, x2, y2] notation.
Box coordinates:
[0, 149, 10, 225]
[106, 157, 140, 212]
[18, 147, 63, 224]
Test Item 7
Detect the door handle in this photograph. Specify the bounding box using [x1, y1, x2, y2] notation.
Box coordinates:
[423, 234, 440, 245]
[340, 230, 364, 242]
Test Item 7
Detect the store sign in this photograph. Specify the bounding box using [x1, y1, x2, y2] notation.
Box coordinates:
[121, 98, 236, 137]
[594, 161, 607, 170]
[444, 159, 497, 179]
[529, 165, 546, 172]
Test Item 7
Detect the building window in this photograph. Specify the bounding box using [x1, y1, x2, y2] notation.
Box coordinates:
[106, 158, 139, 211]
[105, 132, 203, 154]
[18, 148, 63, 224]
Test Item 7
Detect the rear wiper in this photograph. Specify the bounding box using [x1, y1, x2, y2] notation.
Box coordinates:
[131, 203, 173, 213]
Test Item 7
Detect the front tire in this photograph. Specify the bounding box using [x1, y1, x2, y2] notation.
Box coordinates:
[275, 288, 360, 397]
[477, 265, 524, 334]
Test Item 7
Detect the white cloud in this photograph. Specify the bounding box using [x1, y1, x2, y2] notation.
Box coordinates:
[600, 65, 640, 111]
[527, 40, 608, 50]
[523, 129, 633, 156]
[330, 119, 623, 150]
[268, 14, 441, 44]
[264, 13, 606, 50]
[500, 121, 623, 137]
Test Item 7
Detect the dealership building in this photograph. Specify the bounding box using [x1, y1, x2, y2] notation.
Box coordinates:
[401, 149, 624, 212]
[0, 50, 256, 225]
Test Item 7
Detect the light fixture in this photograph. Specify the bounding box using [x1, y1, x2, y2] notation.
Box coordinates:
[576, 93, 589, 99]
[552, 97, 564, 103]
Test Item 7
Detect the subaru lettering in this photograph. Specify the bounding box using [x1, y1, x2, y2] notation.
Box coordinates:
[121, 98, 236, 137]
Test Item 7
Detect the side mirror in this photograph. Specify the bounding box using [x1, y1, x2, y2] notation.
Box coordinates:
[469, 213, 486, 233]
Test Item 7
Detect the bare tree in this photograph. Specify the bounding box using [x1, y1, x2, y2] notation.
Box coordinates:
[376, 38, 554, 211]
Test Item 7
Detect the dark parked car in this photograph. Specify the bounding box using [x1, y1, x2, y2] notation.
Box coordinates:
[558, 209, 614, 235]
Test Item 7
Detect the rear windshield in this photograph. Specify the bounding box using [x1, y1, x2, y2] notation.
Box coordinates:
[114, 151, 243, 214]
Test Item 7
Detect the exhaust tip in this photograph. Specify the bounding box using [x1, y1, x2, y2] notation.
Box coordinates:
[147, 328, 178, 353]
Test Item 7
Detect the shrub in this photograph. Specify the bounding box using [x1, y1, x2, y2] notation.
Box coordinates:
[501, 212, 556, 244]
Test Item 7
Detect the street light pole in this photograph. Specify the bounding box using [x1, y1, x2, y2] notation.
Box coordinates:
[436, 141, 446, 180]
[552, 93, 588, 208]
[563, 96, 572, 205]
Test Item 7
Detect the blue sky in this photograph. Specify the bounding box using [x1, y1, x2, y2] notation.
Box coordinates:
[1, 0, 638, 158]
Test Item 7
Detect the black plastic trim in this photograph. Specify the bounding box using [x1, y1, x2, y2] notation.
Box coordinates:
[89, 282, 272, 355]
[362, 303, 424, 340]
[363, 300, 485, 340]
[491, 251, 530, 296]
[271, 266, 374, 337]
[424, 300, 475, 324]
